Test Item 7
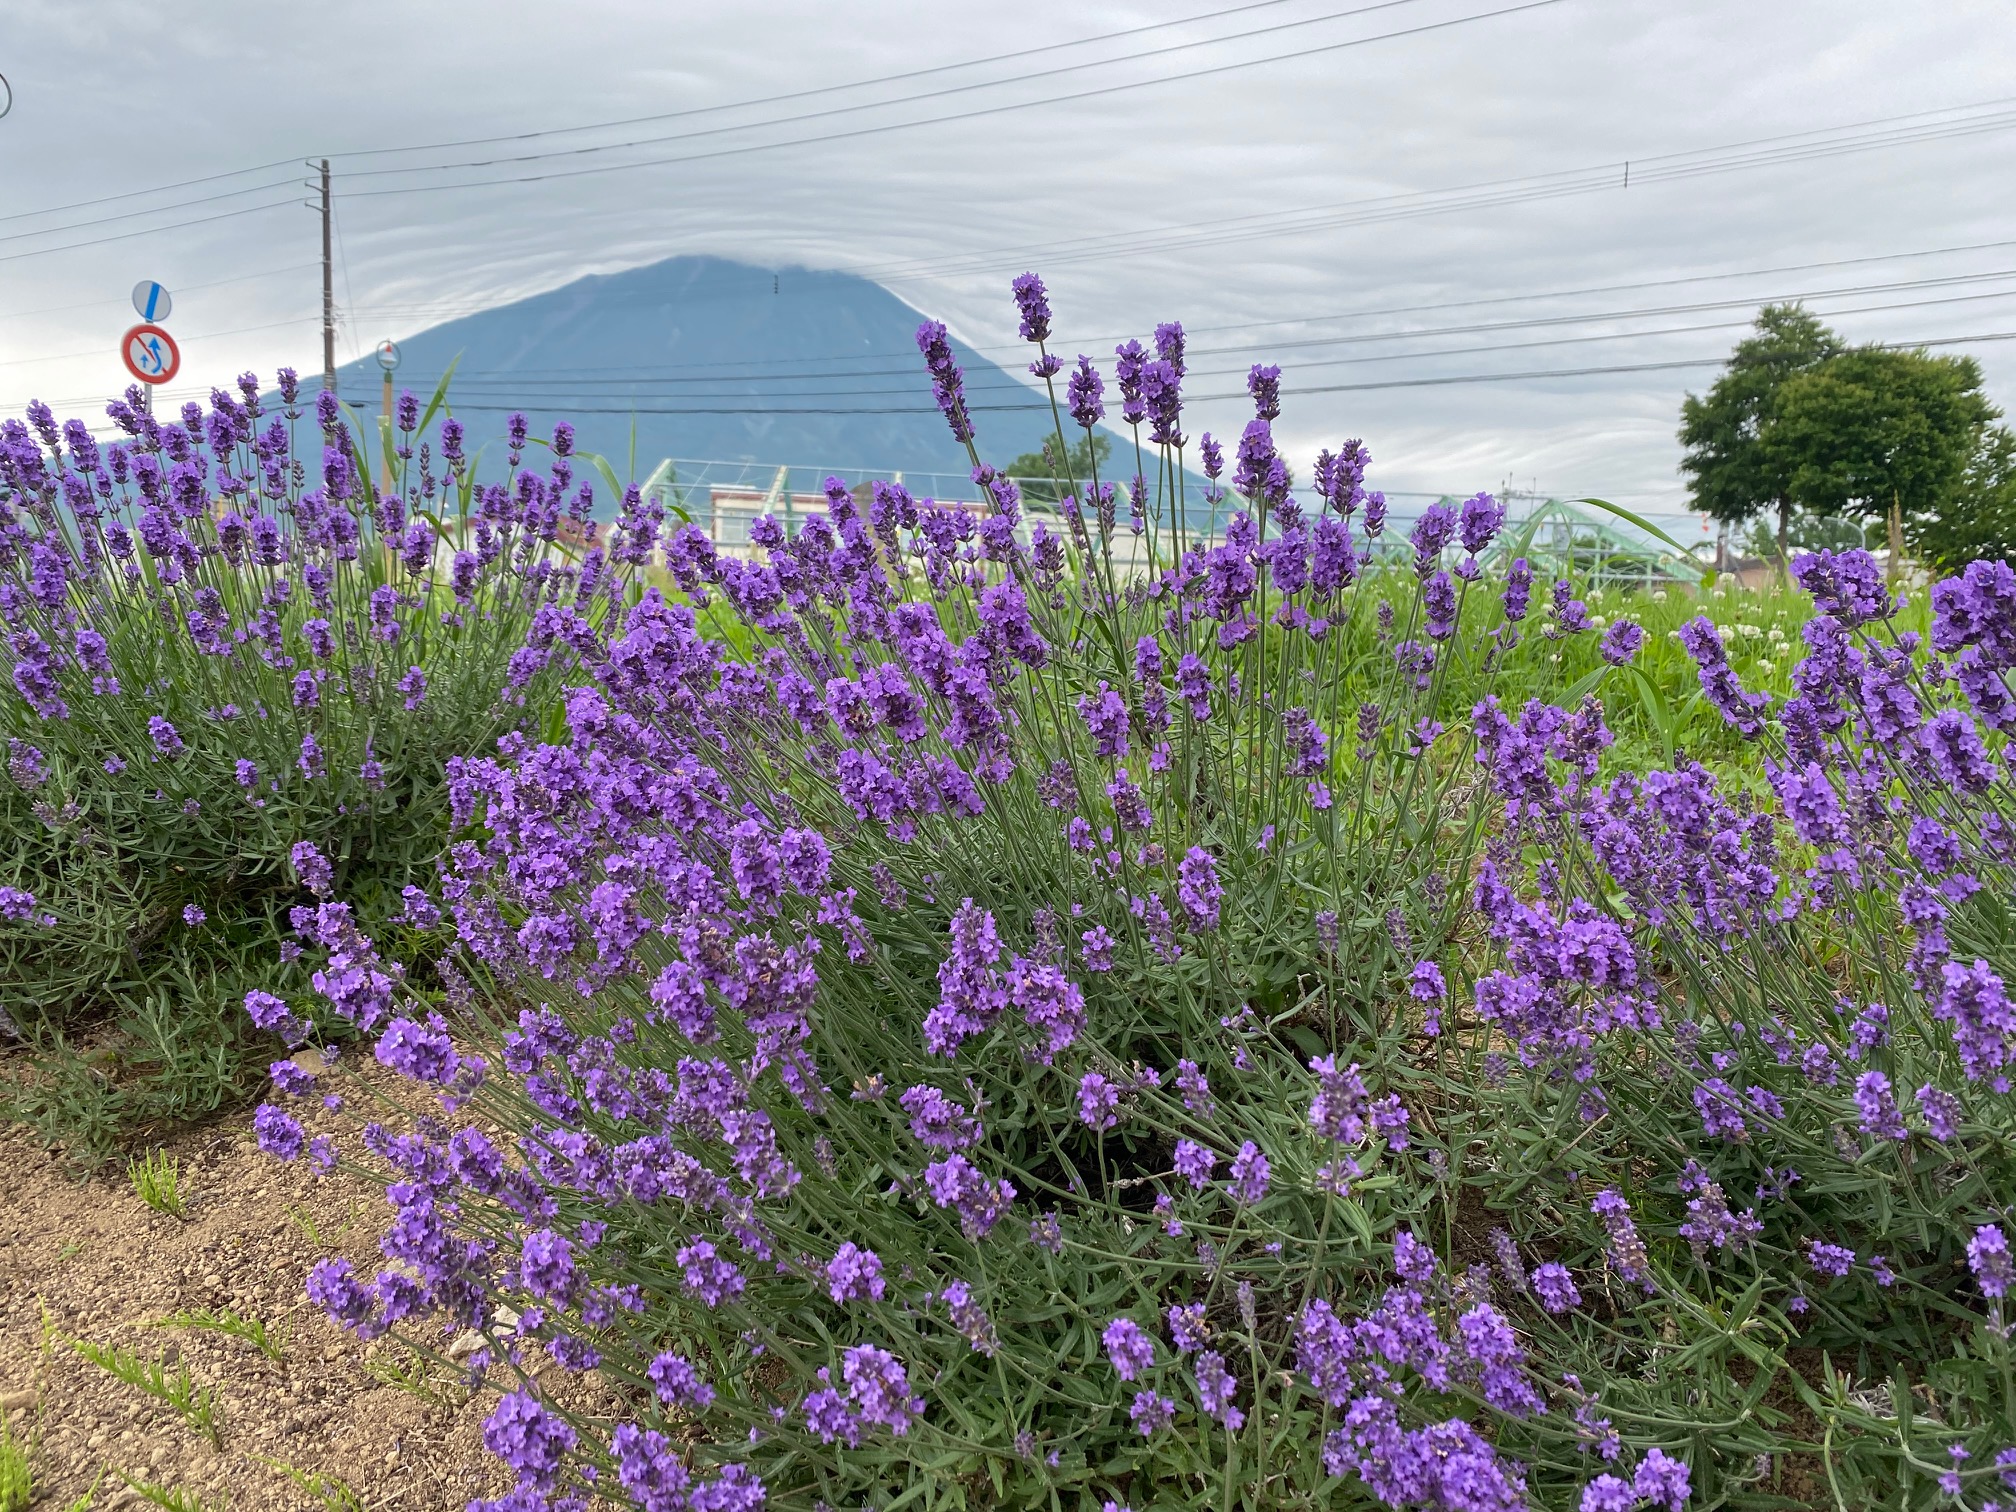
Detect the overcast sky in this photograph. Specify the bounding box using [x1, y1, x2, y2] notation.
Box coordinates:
[4, 0, 2014, 532]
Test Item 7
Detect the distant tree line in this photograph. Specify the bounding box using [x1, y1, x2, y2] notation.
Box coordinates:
[1679, 304, 2014, 571]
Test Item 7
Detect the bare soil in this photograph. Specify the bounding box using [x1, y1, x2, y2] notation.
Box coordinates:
[0, 1063, 597, 1511]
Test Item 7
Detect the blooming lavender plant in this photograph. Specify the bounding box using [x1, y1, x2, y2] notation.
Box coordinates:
[0, 373, 572, 1151]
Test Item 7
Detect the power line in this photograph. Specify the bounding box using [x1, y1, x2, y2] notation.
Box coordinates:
[338, 0, 1438, 182]
[0, 156, 304, 226]
[0, 174, 305, 244]
[0, 197, 302, 264]
[337, 0, 1567, 198]
[325, 0, 1342, 160]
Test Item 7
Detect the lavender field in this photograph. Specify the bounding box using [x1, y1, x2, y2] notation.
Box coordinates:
[4, 275, 2015, 1512]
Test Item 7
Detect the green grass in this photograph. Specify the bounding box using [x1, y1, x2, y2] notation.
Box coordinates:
[0, 1410, 30, 1512]
[153, 1307, 288, 1363]
[362, 1344, 450, 1406]
[115, 1475, 225, 1512]
[126, 1149, 189, 1220]
[70, 1340, 220, 1447]
[252, 1457, 365, 1512]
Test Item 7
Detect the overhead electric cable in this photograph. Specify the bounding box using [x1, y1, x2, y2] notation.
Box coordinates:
[0, 198, 302, 264]
[337, 0, 1566, 196]
[327, 0, 1363, 159]
[337, 0, 1441, 180]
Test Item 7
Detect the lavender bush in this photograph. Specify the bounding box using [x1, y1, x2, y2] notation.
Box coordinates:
[0, 374, 575, 1152]
[246, 277, 2012, 1511]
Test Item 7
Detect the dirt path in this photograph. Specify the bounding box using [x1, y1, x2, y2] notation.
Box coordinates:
[0, 1066, 585, 1511]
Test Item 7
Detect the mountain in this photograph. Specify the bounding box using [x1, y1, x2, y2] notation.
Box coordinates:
[319, 255, 1099, 500]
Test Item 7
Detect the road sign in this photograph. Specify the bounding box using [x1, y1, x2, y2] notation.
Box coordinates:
[130, 280, 172, 322]
[121, 323, 180, 385]
[375, 339, 401, 372]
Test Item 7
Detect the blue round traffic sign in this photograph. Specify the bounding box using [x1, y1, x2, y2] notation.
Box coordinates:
[131, 280, 172, 322]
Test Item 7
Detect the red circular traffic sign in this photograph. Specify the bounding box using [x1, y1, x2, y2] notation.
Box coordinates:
[121, 323, 180, 385]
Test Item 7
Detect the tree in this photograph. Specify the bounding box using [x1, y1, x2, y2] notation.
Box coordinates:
[1908, 422, 2016, 571]
[1739, 508, 1870, 560]
[1770, 346, 1994, 551]
[1002, 432, 1112, 504]
[1679, 305, 1844, 564]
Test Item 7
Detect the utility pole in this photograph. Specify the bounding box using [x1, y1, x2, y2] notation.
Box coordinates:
[319, 159, 336, 397]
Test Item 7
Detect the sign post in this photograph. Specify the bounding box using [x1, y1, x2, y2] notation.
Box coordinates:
[375, 340, 401, 499]
[124, 281, 175, 415]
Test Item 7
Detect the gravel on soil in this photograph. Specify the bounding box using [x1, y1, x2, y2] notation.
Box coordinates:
[0, 1060, 604, 1512]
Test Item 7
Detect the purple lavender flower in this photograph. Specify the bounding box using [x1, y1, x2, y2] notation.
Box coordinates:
[1969, 1223, 2013, 1298]
[924, 1155, 1016, 1240]
[1077, 1071, 1120, 1131]
[841, 1344, 926, 1435]
[252, 1103, 304, 1160]
[1678, 616, 1768, 737]
[1226, 1141, 1269, 1205]
[916, 321, 975, 444]
[1590, 1190, 1653, 1291]
[1176, 848, 1223, 932]
[1102, 1317, 1155, 1381]
[1599, 619, 1645, 666]
[1792, 548, 1891, 626]
[1246, 364, 1281, 422]
[647, 1351, 715, 1412]
[519, 1229, 579, 1305]
[825, 1241, 887, 1304]
[1308, 1055, 1370, 1144]
[1853, 1071, 1907, 1142]
[1114, 340, 1148, 425]
[1503, 557, 1534, 622]
[1192, 1350, 1244, 1430]
[147, 717, 184, 758]
[1011, 273, 1052, 343]
[1634, 1451, 1692, 1512]
[1067, 357, 1105, 429]
[1806, 1240, 1855, 1280]
[1409, 503, 1457, 576]
[676, 1239, 746, 1306]
[1457, 490, 1505, 554]
[482, 1390, 577, 1492]
[1423, 570, 1458, 641]
[1531, 1262, 1581, 1314]
[1173, 1140, 1216, 1188]
[1129, 1390, 1176, 1436]
[1917, 1084, 1962, 1141]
